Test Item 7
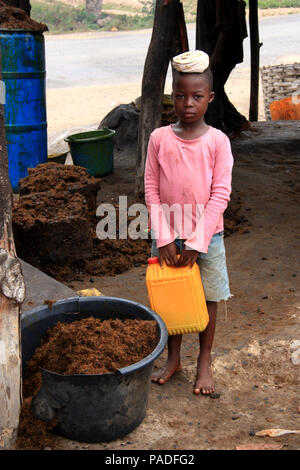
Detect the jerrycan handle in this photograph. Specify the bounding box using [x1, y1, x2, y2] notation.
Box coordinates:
[147, 255, 183, 266]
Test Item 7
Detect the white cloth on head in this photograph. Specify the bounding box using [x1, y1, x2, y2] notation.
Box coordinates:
[172, 50, 209, 73]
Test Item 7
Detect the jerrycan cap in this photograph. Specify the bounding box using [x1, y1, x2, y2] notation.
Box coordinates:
[148, 257, 159, 265]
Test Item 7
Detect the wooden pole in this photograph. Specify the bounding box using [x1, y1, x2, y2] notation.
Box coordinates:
[0, 51, 25, 449]
[179, 2, 189, 53]
[135, 0, 187, 197]
[249, 0, 260, 121]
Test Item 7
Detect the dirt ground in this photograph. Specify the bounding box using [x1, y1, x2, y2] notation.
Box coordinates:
[20, 121, 298, 451]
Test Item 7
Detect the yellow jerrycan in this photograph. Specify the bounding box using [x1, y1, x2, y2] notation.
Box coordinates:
[146, 257, 209, 335]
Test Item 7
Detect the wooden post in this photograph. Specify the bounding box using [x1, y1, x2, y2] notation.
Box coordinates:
[249, 0, 260, 121]
[0, 51, 25, 449]
[135, 0, 186, 197]
[178, 2, 189, 53]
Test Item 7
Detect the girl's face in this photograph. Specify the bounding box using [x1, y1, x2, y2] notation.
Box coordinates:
[172, 73, 214, 125]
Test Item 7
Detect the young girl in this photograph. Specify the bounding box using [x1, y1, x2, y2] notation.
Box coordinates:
[144, 50, 233, 395]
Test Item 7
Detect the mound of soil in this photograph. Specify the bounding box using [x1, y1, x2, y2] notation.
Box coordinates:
[24, 316, 158, 378]
[224, 192, 251, 236]
[13, 191, 94, 263]
[0, 1, 48, 31]
[18, 162, 101, 218]
[14, 191, 90, 227]
[16, 317, 158, 450]
[39, 237, 150, 283]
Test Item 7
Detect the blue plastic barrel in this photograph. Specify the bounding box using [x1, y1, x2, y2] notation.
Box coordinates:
[0, 30, 47, 192]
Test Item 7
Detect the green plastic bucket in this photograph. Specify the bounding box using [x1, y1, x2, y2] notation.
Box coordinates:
[65, 128, 115, 177]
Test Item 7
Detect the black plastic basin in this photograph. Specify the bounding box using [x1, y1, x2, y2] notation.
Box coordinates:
[21, 296, 168, 443]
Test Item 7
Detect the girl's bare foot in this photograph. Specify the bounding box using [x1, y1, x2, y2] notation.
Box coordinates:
[152, 358, 182, 385]
[152, 334, 182, 384]
[193, 354, 214, 395]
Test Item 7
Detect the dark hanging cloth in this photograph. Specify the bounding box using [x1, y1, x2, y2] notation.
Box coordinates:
[196, 0, 247, 66]
[196, 0, 249, 133]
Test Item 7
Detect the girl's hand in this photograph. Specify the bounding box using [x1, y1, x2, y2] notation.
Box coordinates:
[178, 247, 199, 268]
[159, 242, 178, 268]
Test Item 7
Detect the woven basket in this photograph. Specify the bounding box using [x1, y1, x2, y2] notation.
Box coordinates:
[260, 63, 300, 120]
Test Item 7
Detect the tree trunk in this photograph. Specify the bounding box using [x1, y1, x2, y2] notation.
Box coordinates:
[178, 2, 189, 53]
[0, 52, 25, 450]
[2, 0, 31, 16]
[86, 0, 102, 19]
[249, 0, 260, 121]
[135, 0, 185, 197]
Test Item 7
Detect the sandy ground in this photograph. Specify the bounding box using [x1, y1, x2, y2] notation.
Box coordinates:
[46, 49, 300, 136]
[47, 81, 142, 134]
[47, 67, 267, 134]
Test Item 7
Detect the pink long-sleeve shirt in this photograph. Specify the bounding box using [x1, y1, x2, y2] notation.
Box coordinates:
[144, 125, 234, 253]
